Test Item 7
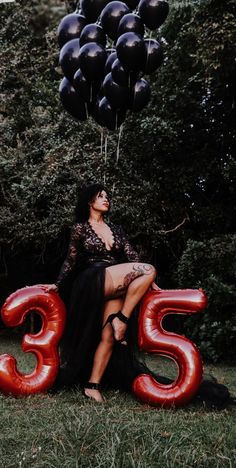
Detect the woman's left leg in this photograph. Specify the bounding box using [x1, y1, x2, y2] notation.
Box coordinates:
[84, 295, 125, 401]
[104, 262, 157, 342]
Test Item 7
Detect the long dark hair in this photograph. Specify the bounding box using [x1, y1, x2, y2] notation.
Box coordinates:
[74, 183, 111, 223]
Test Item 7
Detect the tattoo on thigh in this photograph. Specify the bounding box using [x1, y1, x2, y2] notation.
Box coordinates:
[114, 264, 153, 294]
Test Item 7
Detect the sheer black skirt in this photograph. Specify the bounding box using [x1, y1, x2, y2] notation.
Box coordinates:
[52, 261, 234, 409]
[53, 260, 155, 391]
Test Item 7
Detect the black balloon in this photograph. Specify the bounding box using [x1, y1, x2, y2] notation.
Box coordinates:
[59, 77, 89, 120]
[129, 78, 150, 112]
[99, 96, 126, 130]
[80, 23, 107, 47]
[104, 51, 117, 75]
[101, 1, 130, 40]
[73, 69, 101, 103]
[79, 42, 107, 81]
[57, 13, 87, 48]
[116, 32, 146, 71]
[59, 38, 81, 81]
[143, 39, 163, 74]
[111, 58, 138, 87]
[103, 72, 128, 109]
[117, 13, 144, 37]
[81, 0, 110, 22]
[138, 0, 169, 30]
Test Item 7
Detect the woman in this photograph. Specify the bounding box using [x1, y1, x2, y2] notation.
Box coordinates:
[49, 183, 233, 408]
[49, 183, 159, 402]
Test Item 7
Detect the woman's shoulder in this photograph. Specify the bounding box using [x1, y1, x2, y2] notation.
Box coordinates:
[72, 221, 84, 228]
[71, 222, 86, 237]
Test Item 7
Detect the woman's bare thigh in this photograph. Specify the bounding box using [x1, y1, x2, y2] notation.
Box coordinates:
[104, 262, 155, 299]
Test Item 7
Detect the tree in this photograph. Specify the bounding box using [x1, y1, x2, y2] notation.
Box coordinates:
[0, 0, 235, 360]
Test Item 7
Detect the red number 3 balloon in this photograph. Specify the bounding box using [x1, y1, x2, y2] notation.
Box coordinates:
[0, 285, 66, 396]
[132, 288, 207, 407]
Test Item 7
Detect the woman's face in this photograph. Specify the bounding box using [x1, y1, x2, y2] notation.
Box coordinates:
[89, 190, 110, 213]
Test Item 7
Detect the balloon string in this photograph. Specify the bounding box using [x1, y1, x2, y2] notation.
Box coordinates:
[90, 84, 93, 103]
[132, 89, 136, 112]
[100, 128, 104, 158]
[146, 39, 151, 73]
[75, 1, 80, 13]
[103, 132, 107, 185]
[116, 124, 123, 163]
[97, 12, 102, 25]
[104, 133, 108, 164]
[115, 112, 118, 131]
[85, 103, 89, 119]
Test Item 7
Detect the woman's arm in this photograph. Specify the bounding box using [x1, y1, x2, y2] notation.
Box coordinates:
[55, 223, 82, 288]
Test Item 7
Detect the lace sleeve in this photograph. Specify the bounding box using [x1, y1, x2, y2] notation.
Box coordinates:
[55, 223, 82, 286]
[120, 225, 140, 262]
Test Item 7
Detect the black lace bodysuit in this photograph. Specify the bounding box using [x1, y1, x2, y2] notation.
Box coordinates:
[56, 220, 140, 287]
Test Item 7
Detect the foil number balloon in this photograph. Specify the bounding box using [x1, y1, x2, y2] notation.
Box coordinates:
[0, 285, 66, 396]
[133, 288, 207, 407]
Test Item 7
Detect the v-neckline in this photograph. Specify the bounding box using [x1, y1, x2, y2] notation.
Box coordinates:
[87, 220, 115, 252]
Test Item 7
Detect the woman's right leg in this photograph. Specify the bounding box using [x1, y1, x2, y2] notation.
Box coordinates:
[84, 295, 125, 402]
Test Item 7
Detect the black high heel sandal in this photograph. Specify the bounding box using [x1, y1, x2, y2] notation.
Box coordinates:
[103, 310, 129, 344]
[82, 382, 104, 402]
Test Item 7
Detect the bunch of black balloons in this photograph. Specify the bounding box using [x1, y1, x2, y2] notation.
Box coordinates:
[58, 0, 169, 131]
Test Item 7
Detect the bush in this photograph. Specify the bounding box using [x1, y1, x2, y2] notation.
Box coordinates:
[176, 235, 236, 362]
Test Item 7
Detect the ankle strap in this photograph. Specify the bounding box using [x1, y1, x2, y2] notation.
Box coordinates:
[117, 311, 129, 324]
[85, 382, 101, 390]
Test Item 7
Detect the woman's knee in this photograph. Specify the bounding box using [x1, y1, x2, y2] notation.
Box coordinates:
[142, 263, 157, 281]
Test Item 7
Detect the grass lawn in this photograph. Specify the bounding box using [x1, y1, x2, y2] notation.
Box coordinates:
[0, 333, 235, 468]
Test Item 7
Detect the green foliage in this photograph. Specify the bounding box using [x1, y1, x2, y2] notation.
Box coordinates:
[177, 236, 236, 362]
[0, 0, 235, 360]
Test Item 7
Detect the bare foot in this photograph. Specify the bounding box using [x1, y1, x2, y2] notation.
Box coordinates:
[83, 388, 105, 403]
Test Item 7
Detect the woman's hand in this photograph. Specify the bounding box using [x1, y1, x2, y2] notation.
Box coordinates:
[150, 282, 160, 291]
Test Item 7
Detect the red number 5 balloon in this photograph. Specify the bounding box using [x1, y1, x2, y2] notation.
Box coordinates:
[0, 285, 66, 396]
[132, 288, 207, 407]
